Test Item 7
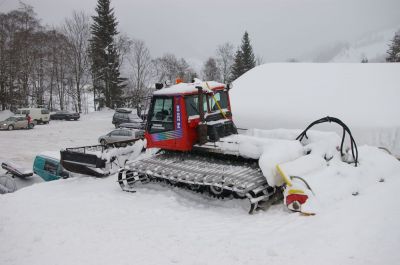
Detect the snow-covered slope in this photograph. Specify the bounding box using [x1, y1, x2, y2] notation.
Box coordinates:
[231, 63, 400, 156]
[331, 27, 399, 62]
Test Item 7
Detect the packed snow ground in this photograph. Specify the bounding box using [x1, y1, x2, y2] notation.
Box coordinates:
[0, 110, 115, 189]
[1, 108, 400, 265]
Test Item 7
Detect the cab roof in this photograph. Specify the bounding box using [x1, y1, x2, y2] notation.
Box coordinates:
[153, 80, 226, 96]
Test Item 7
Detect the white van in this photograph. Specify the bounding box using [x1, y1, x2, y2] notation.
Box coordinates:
[15, 108, 50, 124]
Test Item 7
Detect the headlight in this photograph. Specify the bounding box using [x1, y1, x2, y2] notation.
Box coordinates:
[3, 124, 6, 126]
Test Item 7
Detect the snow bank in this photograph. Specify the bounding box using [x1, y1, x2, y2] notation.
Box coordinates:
[232, 128, 400, 213]
[231, 63, 400, 156]
[0, 110, 14, 121]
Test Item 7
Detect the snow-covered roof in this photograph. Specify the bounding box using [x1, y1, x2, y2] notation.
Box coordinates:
[231, 63, 400, 155]
[153, 80, 225, 96]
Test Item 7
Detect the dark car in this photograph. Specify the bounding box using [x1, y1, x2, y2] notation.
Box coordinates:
[118, 121, 145, 130]
[112, 109, 143, 128]
[50, 111, 80, 121]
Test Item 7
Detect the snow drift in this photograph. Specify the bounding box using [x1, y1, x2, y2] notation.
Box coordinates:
[231, 63, 400, 156]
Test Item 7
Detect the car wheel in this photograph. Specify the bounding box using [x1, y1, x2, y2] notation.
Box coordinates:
[100, 139, 107, 145]
[74, 118, 78, 121]
[7, 125, 14, 131]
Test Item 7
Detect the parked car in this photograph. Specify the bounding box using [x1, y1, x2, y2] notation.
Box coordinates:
[14, 107, 50, 124]
[33, 154, 69, 181]
[0, 115, 34, 130]
[112, 108, 143, 128]
[50, 111, 80, 121]
[98, 128, 144, 145]
[118, 121, 145, 130]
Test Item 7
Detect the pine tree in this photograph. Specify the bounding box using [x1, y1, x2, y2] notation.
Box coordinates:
[89, 0, 125, 109]
[231, 49, 243, 81]
[386, 31, 400, 62]
[231, 31, 256, 81]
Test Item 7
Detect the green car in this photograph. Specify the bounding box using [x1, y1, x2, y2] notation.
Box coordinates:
[33, 154, 69, 181]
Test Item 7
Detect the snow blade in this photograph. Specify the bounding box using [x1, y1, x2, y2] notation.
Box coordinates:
[61, 139, 142, 177]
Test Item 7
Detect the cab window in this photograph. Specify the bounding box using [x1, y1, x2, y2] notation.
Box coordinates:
[185, 94, 208, 117]
[148, 97, 174, 133]
[44, 160, 58, 175]
[209, 90, 228, 112]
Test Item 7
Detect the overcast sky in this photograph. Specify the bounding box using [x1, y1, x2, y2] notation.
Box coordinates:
[2, 0, 400, 67]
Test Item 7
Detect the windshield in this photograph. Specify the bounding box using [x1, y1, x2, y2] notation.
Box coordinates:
[185, 94, 208, 117]
[148, 97, 174, 133]
[209, 90, 228, 112]
[128, 114, 142, 122]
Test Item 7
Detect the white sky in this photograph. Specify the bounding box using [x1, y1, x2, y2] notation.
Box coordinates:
[2, 0, 400, 66]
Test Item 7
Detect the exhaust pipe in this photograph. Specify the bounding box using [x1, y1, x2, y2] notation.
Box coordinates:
[196, 86, 207, 145]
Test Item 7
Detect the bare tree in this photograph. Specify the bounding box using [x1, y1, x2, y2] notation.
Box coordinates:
[63, 11, 91, 113]
[0, 3, 42, 109]
[216, 42, 234, 83]
[115, 33, 133, 69]
[127, 39, 152, 106]
[202, 57, 220, 81]
[152, 54, 197, 83]
[152, 53, 179, 82]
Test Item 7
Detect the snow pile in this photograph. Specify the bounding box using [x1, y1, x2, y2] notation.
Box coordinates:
[220, 134, 304, 186]
[100, 140, 144, 162]
[231, 63, 400, 156]
[0, 110, 14, 121]
[101, 140, 145, 174]
[218, 128, 400, 213]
